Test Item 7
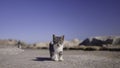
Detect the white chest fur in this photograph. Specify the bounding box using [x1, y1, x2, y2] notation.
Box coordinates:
[54, 44, 64, 53]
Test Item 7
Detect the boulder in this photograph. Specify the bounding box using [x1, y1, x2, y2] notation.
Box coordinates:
[80, 38, 104, 46]
[0, 39, 18, 48]
[79, 36, 119, 46]
[64, 38, 80, 49]
[112, 37, 120, 45]
[33, 42, 49, 49]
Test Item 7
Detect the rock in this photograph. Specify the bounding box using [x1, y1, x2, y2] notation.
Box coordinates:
[79, 38, 105, 46]
[79, 36, 120, 46]
[0, 39, 18, 45]
[64, 38, 81, 49]
[79, 38, 91, 45]
[33, 42, 49, 49]
[112, 37, 120, 45]
[0, 39, 28, 48]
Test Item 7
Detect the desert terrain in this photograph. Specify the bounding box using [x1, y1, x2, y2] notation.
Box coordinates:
[0, 46, 120, 68]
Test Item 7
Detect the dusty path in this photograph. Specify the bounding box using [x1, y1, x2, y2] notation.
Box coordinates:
[0, 49, 120, 68]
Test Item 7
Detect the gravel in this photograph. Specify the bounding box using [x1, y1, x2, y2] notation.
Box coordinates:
[0, 47, 24, 55]
[0, 48, 120, 68]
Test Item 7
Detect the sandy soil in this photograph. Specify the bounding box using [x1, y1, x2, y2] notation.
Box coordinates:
[0, 48, 120, 68]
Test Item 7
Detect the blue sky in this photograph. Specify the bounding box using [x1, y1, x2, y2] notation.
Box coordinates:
[0, 0, 120, 43]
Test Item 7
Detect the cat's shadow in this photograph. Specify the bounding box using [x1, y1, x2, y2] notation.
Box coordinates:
[32, 57, 52, 61]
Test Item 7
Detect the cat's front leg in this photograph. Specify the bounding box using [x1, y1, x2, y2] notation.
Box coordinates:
[53, 53, 59, 61]
[59, 51, 64, 61]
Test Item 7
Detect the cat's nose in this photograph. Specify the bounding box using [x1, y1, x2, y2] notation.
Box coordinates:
[57, 44, 60, 47]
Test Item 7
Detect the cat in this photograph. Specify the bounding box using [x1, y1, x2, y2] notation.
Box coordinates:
[49, 34, 64, 61]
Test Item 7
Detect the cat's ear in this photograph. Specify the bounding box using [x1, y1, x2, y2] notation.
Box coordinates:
[62, 35, 64, 40]
[53, 34, 56, 40]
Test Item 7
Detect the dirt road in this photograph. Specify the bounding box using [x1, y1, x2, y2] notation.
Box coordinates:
[0, 48, 120, 68]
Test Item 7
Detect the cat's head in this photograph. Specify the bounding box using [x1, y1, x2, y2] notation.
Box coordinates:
[53, 34, 64, 46]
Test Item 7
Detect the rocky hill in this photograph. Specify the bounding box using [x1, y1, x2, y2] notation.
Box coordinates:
[0, 39, 28, 48]
[80, 36, 120, 46]
[0, 36, 120, 51]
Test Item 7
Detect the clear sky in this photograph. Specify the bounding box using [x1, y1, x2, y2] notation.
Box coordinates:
[0, 0, 120, 43]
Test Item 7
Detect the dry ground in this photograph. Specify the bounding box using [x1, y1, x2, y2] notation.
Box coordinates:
[0, 47, 120, 68]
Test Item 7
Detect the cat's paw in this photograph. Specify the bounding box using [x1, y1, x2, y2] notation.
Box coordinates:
[59, 58, 64, 61]
[53, 59, 59, 61]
